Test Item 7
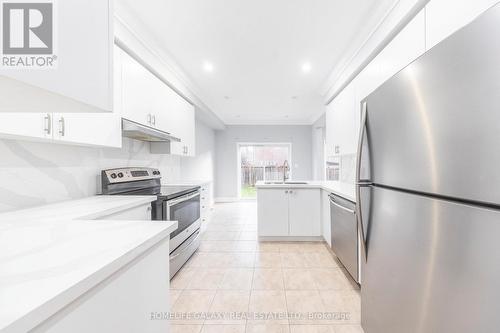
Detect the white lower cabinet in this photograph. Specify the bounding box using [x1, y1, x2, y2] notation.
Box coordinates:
[289, 189, 321, 236]
[258, 189, 289, 236]
[32, 239, 170, 333]
[257, 188, 320, 237]
[200, 182, 213, 223]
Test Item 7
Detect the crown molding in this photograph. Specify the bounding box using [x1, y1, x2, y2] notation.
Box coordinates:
[320, 0, 429, 105]
[113, 3, 225, 130]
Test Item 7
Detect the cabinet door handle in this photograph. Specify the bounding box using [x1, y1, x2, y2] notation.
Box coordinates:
[285, 190, 289, 194]
[58, 117, 65, 137]
[44, 114, 51, 135]
[152, 115, 156, 126]
[147, 114, 152, 125]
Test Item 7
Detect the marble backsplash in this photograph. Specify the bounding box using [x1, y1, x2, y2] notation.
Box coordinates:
[0, 137, 182, 213]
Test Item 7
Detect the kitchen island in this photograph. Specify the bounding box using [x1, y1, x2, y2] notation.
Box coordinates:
[256, 180, 355, 244]
[0, 196, 177, 333]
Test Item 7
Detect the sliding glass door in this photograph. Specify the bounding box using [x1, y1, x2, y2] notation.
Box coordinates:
[238, 143, 291, 199]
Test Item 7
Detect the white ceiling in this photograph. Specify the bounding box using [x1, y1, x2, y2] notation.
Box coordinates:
[118, 0, 397, 125]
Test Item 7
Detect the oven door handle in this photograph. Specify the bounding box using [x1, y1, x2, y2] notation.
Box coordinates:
[169, 229, 201, 260]
[167, 191, 200, 207]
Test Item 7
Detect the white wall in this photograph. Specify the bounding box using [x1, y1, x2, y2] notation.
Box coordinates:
[214, 125, 312, 200]
[311, 115, 326, 181]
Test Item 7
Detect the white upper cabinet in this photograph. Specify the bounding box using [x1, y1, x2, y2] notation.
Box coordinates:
[425, 0, 498, 50]
[355, 10, 426, 103]
[325, 10, 425, 176]
[168, 96, 196, 157]
[0, 0, 114, 113]
[120, 48, 156, 126]
[0, 113, 52, 141]
[326, 82, 358, 156]
[118, 45, 196, 156]
[52, 113, 121, 147]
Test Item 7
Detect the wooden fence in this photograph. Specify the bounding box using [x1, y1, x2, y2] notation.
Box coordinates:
[241, 165, 284, 186]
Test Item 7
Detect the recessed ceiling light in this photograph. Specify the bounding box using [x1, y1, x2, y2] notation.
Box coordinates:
[203, 61, 214, 73]
[301, 62, 312, 73]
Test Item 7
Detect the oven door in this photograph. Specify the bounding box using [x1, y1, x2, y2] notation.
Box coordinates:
[165, 190, 201, 250]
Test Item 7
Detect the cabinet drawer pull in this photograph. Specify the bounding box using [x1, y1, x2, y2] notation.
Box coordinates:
[58, 117, 65, 137]
[44, 114, 51, 135]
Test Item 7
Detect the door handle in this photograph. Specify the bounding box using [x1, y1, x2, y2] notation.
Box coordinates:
[169, 229, 201, 260]
[329, 197, 355, 214]
[356, 101, 370, 260]
[356, 101, 369, 184]
[152, 114, 156, 126]
[147, 113, 152, 125]
[44, 114, 51, 135]
[58, 117, 65, 137]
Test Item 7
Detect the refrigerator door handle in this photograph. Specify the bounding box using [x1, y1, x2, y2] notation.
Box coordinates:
[356, 101, 370, 260]
[356, 183, 370, 261]
[356, 101, 369, 184]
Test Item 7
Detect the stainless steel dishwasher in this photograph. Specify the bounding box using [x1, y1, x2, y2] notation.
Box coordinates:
[329, 193, 359, 283]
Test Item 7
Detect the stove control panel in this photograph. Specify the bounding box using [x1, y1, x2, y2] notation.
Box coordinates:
[102, 167, 161, 184]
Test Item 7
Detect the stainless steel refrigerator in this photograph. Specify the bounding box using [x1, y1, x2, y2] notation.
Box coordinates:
[356, 4, 500, 333]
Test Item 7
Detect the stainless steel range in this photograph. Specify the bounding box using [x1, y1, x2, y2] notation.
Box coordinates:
[101, 167, 201, 278]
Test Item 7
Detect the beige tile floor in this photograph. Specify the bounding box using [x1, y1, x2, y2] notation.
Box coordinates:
[170, 201, 364, 333]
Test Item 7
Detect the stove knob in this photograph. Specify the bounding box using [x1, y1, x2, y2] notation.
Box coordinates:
[117, 172, 124, 178]
[110, 173, 117, 179]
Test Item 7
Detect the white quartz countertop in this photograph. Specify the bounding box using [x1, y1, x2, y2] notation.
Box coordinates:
[255, 180, 356, 202]
[0, 195, 178, 333]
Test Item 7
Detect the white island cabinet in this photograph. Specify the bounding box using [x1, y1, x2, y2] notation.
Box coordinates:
[257, 187, 321, 239]
[0, 196, 176, 333]
[0, 0, 114, 114]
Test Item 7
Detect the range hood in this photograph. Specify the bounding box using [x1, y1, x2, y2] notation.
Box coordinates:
[121, 118, 181, 142]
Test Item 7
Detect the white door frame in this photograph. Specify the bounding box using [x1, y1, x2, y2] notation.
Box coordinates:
[236, 142, 293, 200]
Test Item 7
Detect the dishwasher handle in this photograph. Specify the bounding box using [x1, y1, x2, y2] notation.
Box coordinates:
[329, 196, 356, 215]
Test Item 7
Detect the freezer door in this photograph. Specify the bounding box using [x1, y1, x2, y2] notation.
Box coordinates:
[363, 3, 500, 205]
[361, 186, 500, 333]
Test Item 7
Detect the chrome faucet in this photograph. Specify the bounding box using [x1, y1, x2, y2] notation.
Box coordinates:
[283, 160, 290, 182]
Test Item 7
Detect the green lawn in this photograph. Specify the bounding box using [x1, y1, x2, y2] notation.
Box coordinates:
[241, 185, 257, 198]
